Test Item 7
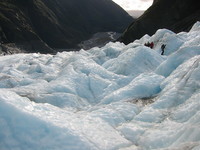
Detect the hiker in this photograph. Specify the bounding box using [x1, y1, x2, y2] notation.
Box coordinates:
[144, 42, 150, 47]
[144, 42, 154, 49]
[161, 44, 166, 55]
[149, 42, 154, 49]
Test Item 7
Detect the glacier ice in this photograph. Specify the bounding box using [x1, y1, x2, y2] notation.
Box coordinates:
[0, 22, 200, 150]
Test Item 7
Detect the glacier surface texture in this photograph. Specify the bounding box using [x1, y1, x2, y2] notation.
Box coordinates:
[0, 22, 200, 150]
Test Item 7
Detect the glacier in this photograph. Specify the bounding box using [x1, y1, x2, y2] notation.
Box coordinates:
[0, 21, 200, 150]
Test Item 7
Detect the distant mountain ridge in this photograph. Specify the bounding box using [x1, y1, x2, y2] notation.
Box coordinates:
[119, 0, 200, 44]
[0, 0, 133, 53]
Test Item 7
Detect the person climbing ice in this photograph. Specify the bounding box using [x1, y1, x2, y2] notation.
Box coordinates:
[149, 42, 154, 49]
[161, 44, 166, 55]
[144, 42, 154, 49]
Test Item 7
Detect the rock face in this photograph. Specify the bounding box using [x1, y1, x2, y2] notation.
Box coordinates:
[119, 0, 200, 44]
[0, 0, 133, 53]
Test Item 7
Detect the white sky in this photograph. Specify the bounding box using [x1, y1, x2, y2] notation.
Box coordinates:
[112, 0, 153, 11]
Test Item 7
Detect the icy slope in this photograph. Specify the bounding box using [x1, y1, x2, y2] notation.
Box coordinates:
[0, 22, 200, 150]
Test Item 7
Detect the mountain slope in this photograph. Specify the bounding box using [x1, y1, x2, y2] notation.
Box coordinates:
[119, 0, 200, 44]
[0, 0, 133, 53]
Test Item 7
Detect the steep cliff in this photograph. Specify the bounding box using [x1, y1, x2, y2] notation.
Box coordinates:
[0, 0, 133, 53]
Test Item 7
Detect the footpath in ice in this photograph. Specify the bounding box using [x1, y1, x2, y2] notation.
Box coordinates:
[0, 22, 200, 150]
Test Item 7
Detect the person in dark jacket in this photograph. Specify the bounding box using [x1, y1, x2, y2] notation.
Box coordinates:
[161, 44, 166, 55]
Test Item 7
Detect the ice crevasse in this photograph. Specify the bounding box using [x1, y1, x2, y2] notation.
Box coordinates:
[0, 22, 200, 150]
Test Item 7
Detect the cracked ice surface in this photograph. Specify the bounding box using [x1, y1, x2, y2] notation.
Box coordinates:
[0, 22, 200, 150]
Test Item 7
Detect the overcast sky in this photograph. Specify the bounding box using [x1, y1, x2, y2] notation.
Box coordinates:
[112, 0, 153, 11]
